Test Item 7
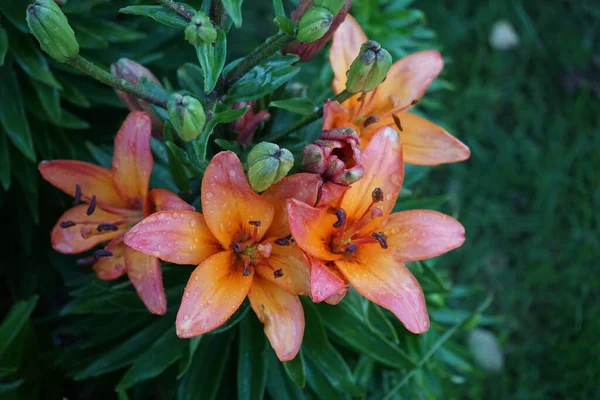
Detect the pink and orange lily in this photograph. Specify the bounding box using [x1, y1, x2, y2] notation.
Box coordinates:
[287, 127, 466, 333]
[325, 15, 470, 166]
[39, 111, 192, 315]
[124, 151, 321, 361]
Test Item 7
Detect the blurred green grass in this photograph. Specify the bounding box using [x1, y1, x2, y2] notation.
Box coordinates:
[418, 0, 600, 398]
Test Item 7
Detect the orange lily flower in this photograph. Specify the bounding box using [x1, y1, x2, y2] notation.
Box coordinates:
[326, 15, 470, 166]
[287, 127, 466, 333]
[39, 111, 193, 315]
[124, 152, 320, 361]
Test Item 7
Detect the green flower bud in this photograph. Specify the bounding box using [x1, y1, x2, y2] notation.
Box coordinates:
[167, 94, 206, 142]
[297, 7, 333, 44]
[313, 0, 346, 15]
[184, 12, 217, 45]
[345, 40, 393, 93]
[247, 142, 294, 192]
[26, 0, 79, 63]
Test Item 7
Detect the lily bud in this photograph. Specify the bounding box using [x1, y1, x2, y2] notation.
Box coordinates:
[231, 102, 270, 146]
[167, 94, 206, 142]
[247, 142, 294, 192]
[26, 0, 79, 63]
[346, 40, 393, 93]
[302, 127, 364, 186]
[314, 0, 346, 14]
[184, 12, 217, 45]
[297, 7, 333, 43]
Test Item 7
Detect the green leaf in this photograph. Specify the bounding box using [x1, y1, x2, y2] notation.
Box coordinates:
[283, 350, 306, 387]
[85, 141, 112, 168]
[120, 6, 189, 29]
[305, 357, 350, 400]
[274, 16, 295, 36]
[403, 164, 431, 187]
[117, 327, 186, 390]
[73, 316, 173, 380]
[30, 79, 61, 123]
[228, 54, 300, 103]
[11, 154, 39, 223]
[177, 63, 205, 97]
[270, 98, 317, 115]
[272, 0, 286, 17]
[177, 336, 202, 379]
[0, 132, 11, 190]
[165, 141, 191, 192]
[301, 300, 362, 396]
[0, 296, 38, 358]
[353, 355, 375, 388]
[266, 350, 305, 400]
[0, 60, 35, 162]
[394, 195, 449, 212]
[214, 106, 249, 123]
[6, 30, 62, 89]
[237, 313, 267, 400]
[364, 301, 400, 344]
[72, 19, 146, 43]
[0, 1, 28, 32]
[196, 29, 227, 94]
[177, 332, 235, 400]
[222, 0, 244, 28]
[0, 28, 7, 67]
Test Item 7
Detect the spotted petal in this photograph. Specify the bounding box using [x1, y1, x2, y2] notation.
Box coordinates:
[255, 242, 311, 296]
[147, 188, 194, 213]
[310, 258, 348, 303]
[93, 236, 127, 280]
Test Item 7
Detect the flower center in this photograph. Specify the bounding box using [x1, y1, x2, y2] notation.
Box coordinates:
[229, 220, 283, 279]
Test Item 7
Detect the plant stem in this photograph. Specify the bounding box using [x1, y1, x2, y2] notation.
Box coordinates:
[209, 0, 227, 27]
[268, 90, 354, 141]
[67, 56, 168, 108]
[156, 0, 193, 22]
[221, 31, 294, 92]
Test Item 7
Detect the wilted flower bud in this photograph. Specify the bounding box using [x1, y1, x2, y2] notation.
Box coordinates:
[346, 40, 393, 93]
[283, 0, 351, 62]
[231, 102, 270, 146]
[26, 0, 79, 63]
[313, 0, 346, 14]
[297, 7, 333, 43]
[184, 12, 217, 45]
[302, 127, 364, 186]
[167, 94, 206, 142]
[247, 142, 294, 192]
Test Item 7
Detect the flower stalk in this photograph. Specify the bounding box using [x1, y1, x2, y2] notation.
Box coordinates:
[156, 0, 194, 22]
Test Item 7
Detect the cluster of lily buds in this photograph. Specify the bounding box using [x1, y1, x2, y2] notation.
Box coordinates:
[302, 127, 364, 185]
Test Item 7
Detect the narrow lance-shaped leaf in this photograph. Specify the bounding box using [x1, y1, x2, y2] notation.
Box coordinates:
[222, 0, 244, 28]
[0, 28, 8, 66]
[120, 6, 190, 29]
[283, 350, 306, 387]
[270, 98, 317, 115]
[196, 29, 227, 94]
[178, 336, 202, 379]
[237, 312, 267, 400]
[0, 132, 11, 190]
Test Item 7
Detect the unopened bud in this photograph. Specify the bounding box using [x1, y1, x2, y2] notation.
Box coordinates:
[247, 142, 294, 192]
[185, 12, 217, 45]
[313, 0, 346, 15]
[110, 58, 162, 111]
[297, 7, 333, 43]
[346, 40, 392, 93]
[26, 0, 79, 63]
[167, 94, 206, 142]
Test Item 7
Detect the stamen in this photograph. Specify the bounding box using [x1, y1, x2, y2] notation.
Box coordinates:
[364, 116, 379, 127]
[275, 237, 290, 246]
[76, 255, 96, 266]
[97, 223, 119, 232]
[273, 269, 284, 279]
[60, 221, 76, 229]
[230, 241, 244, 253]
[392, 114, 403, 131]
[411, 99, 418, 106]
[344, 244, 358, 253]
[248, 220, 261, 227]
[242, 265, 252, 276]
[372, 188, 384, 203]
[73, 184, 82, 205]
[333, 208, 346, 229]
[94, 249, 113, 258]
[372, 232, 388, 249]
[86, 195, 97, 216]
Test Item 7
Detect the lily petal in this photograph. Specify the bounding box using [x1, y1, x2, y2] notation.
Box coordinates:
[202, 151, 274, 248]
[336, 246, 429, 334]
[124, 211, 221, 266]
[316, 181, 348, 208]
[125, 246, 166, 315]
[262, 173, 321, 238]
[372, 50, 444, 116]
[378, 210, 466, 261]
[147, 188, 194, 213]
[310, 258, 348, 303]
[322, 100, 360, 133]
[340, 127, 404, 220]
[286, 199, 341, 262]
[330, 14, 367, 95]
[39, 160, 128, 213]
[93, 236, 127, 280]
[112, 112, 153, 208]
[248, 275, 304, 362]
[176, 251, 252, 337]
[256, 242, 311, 296]
[51, 205, 126, 254]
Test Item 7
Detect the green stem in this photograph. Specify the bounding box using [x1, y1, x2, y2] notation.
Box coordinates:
[221, 31, 294, 92]
[67, 55, 168, 108]
[268, 90, 354, 141]
[156, 0, 193, 22]
[209, 0, 227, 27]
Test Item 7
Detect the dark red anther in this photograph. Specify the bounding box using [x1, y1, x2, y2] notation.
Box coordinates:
[242, 265, 252, 276]
[392, 114, 403, 132]
[364, 116, 379, 127]
[333, 208, 346, 229]
[411, 99, 418, 105]
[230, 241, 244, 253]
[275, 237, 290, 246]
[248, 220, 261, 227]
[97, 223, 119, 232]
[344, 244, 358, 253]
[86, 195, 97, 216]
[372, 232, 388, 249]
[76, 255, 96, 266]
[73, 184, 82, 205]
[273, 269, 284, 279]
[372, 187, 384, 203]
[60, 221, 76, 228]
[94, 249, 113, 258]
